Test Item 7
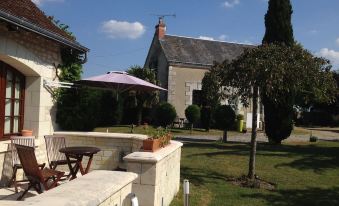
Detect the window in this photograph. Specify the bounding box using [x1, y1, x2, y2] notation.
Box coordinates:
[0, 61, 25, 139]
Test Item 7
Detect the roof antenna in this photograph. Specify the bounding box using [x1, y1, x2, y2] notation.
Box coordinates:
[150, 14, 176, 21]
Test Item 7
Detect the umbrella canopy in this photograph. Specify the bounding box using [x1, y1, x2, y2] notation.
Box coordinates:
[77, 71, 167, 92]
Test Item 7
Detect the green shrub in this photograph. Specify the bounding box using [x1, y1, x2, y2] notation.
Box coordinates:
[214, 105, 236, 142]
[185, 105, 201, 124]
[201, 106, 212, 132]
[236, 114, 244, 121]
[56, 88, 101, 131]
[309, 135, 318, 142]
[185, 105, 201, 132]
[155, 103, 177, 128]
[264, 97, 293, 144]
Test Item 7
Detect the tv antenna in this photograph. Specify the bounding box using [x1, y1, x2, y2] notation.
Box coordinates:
[150, 14, 176, 20]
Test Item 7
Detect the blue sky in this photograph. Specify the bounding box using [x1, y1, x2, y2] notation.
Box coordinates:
[34, 0, 339, 77]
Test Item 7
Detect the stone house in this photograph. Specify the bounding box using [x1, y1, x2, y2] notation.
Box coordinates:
[144, 18, 261, 128]
[0, 0, 87, 185]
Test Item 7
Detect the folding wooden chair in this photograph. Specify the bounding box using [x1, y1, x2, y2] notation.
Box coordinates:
[9, 136, 37, 193]
[15, 144, 64, 200]
[44, 135, 76, 176]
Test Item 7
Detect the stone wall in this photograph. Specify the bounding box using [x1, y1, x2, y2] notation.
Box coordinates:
[124, 141, 183, 206]
[54, 132, 148, 171]
[167, 66, 208, 118]
[11, 171, 138, 206]
[0, 23, 62, 139]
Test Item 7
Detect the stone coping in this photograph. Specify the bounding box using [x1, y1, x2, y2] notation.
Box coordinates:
[123, 140, 183, 163]
[54, 131, 149, 140]
[17, 170, 138, 206]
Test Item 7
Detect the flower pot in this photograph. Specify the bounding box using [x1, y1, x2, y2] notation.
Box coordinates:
[21, 130, 33, 136]
[143, 139, 161, 152]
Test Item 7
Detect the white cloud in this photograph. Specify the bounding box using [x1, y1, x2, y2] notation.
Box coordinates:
[336, 38, 339, 46]
[222, 0, 240, 8]
[317, 48, 339, 66]
[198, 36, 215, 41]
[101, 20, 145, 39]
[32, 0, 64, 6]
[218, 34, 229, 41]
[309, 29, 318, 35]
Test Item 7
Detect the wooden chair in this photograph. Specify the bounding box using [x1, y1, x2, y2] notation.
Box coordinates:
[15, 144, 64, 200]
[9, 136, 36, 193]
[44, 135, 76, 175]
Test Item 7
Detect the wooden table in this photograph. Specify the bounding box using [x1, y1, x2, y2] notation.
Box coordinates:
[59, 146, 100, 180]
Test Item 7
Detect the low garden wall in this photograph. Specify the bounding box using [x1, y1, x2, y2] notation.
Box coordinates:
[54, 132, 148, 170]
[124, 141, 183, 206]
[10, 170, 138, 206]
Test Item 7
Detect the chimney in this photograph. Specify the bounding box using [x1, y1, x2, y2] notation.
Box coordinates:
[155, 17, 166, 39]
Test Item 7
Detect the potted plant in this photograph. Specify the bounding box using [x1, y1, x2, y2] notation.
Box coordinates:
[143, 128, 172, 152]
[21, 129, 33, 136]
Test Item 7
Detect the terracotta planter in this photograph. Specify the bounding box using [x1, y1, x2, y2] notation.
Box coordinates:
[143, 139, 161, 152]
[21, 130, 33, 136]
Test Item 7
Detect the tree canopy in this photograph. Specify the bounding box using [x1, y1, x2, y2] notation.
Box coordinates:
[220, 44, 336, 108]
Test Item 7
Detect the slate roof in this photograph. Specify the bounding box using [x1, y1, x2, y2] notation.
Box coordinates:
[0, 0, 88, 52]
[160, 35, 255, 67]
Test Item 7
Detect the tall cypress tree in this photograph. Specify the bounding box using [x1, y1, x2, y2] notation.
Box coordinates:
[262, 0, 295, 144]
[263, 0, 294, 46]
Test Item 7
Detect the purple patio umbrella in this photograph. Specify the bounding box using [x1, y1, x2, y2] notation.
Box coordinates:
[77, 71, 167, 92]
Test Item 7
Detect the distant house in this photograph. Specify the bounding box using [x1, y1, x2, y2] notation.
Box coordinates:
[0, 0, 88, 139]
[145, 18, 261, 127]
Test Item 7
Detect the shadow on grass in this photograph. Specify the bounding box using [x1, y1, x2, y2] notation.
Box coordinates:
[184, 141, 339, 173]
[180, 166, 231, 186]
[242, 187, 339, 206]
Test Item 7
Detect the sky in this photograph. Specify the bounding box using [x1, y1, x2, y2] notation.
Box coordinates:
[33, 0, 339, 78]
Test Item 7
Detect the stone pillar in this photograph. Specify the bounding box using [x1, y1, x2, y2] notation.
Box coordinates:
[124, 141, 183, 206]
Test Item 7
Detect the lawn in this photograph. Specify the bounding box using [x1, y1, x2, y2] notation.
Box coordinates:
[170, 140, 339, 206]
[94, 125, 309, 137]
[94, 125, 231, 136]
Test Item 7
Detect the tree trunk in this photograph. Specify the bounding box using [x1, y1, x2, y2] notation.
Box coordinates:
[222, 130, 227, 143]
[190, 123, 193, 134]
[248, 86, 258, 180]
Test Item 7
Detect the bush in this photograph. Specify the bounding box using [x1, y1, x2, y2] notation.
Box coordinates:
[236, 114, 244, 120]
[214, 105, 236, 142]
[155, 103, 177, 128]
[185, 105, 201, 125]
[214, 105, 236, 130]
[201, 106, 212, 131]
[309, 135, 318, 142]
[56, 88, 101, 131]
[264, 97, 293, 144]
[185, 105, 201, 132]
[97, 91, 122, 126]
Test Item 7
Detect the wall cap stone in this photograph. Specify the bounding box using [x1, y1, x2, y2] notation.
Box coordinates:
[54, 131, 148, 140]
[123, 141, 183, 163]
[16, 170, 138, 206]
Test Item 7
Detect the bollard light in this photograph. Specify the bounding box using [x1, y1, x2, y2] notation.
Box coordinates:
[183, 179, 190, 206]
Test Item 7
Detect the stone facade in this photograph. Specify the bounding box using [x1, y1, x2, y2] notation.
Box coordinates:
[0, 22, 64, 185]
[167, 66, 208, 118]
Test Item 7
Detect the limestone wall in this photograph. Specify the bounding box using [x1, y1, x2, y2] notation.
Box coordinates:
[10, 170, 138, 206]
[0, 23, 62, 138]
[124, 141, 183, 206]
[167, 66, 208, 118]
[54, 132, 148, 171]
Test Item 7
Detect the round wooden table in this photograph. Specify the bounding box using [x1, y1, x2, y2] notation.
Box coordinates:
[59, 146, 100, 180]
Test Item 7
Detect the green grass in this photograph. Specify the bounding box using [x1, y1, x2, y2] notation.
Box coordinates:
[170, 140, 339, 206]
